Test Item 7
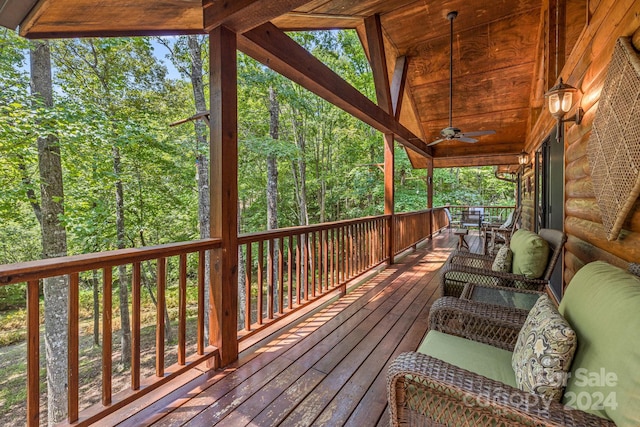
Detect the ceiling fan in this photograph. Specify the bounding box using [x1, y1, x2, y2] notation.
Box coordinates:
[428, 11, 496, 147]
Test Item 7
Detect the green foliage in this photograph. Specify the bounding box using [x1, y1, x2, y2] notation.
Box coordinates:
[0, 29, 514, 274]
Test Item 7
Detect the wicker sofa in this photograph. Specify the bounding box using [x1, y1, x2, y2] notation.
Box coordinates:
[440, 228, 567, 297]
[387, 261, 640, 426]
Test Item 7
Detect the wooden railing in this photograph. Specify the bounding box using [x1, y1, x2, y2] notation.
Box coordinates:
[0, 239, 221, 426]
[237, 215, 389, 338]
[0, 207, 460, 425]
[392, 207, 450, 255]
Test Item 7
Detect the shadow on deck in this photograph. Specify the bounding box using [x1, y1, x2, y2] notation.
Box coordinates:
[104, 230, 482, 426]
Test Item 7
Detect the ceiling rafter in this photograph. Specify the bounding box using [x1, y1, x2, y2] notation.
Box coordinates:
[391, 55, 408, 120]
[204, 0, 316, 33]
[364, 14, 393, 115]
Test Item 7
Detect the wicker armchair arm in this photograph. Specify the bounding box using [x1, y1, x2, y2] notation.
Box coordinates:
[440, 262, 549, 297]
[447, 250, 495, 269]
[429, 297, 527, 350]
[387, 352, 615, 427]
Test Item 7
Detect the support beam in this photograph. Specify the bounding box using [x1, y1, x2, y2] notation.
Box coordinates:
[204, 0, 315, 34]
[427, 158, 433, 210]
[384, 133, 395, 264]
[239, 22, 432, 158]
[427, 158, 433, 238]
[209, 25, 239, 367]
[364, 14, 392, 114]
[391, 56, 408, 119]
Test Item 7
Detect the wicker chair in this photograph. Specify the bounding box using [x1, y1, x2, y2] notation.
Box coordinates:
[481, 206, 521, 255]
[387, 262, 640, 427]
[440, 228, 567, 297]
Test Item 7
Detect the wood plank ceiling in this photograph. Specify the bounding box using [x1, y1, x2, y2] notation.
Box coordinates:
[14, 0, 543, 168]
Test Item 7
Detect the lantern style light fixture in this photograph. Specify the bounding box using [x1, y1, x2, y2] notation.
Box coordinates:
[545, 78, 584, 140]
[518, 150, 531, 172]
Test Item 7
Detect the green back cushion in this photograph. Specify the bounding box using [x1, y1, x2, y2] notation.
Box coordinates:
[418, 330, 517, 388]
[559, 261, 640, 425]
[510, 229, 549, 278]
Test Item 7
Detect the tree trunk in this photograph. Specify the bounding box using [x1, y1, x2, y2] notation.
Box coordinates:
[291, 116, 309, 226]
[139, 231, 172, 342]
[113, 146, 131, 365]
[30, 40, 69, 425]
[267, 87, 279, 311]
[188, 35, 212, 341]
[237, 204, 246, 328]
[291, 114, 308, 299]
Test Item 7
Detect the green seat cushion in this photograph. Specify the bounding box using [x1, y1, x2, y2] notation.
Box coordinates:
[559, 261, 640, 425]
[512, 294, 576, 401]
[417, 330, 517, 389]
[510, 229, 549, 279]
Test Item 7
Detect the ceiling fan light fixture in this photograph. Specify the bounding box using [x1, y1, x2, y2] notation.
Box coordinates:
[429, 11, 496, 146]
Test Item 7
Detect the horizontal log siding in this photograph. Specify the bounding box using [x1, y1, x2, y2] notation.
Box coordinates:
[528, 0, 640, 290]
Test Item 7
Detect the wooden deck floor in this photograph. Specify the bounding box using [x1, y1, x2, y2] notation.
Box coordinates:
[106, 230, 481, 427]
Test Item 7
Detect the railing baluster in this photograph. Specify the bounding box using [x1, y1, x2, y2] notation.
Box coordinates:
[245, 244, 252, 330]
[197, 251, 205, 355]
[257, 240, 264, 324]
[103, 267, 112, 405]
[329, 228, 334, 288]
[296, 235, 301, 305]
[156, 258, 166, 377]
[267, 238, 274, 320]
[132, 262, 141, 387]
[278, 238, 284, 314]
[287, 237, 293, 310]
[311, 232, 316, 298]
[69, 272, 79, 422]
[341, 226, 345, 282]
[178, 254, 187, 365]
[323, 229, 328, 291]
[303, 233, 309, 301]
[26, 280, 39, 427]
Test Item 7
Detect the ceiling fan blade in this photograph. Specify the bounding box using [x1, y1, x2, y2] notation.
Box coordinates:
[459, 130, 496, 137]
[456, 137, 478, 143]
[428, 138, 445, 146]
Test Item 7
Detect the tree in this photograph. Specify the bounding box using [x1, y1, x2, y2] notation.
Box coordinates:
[31, 40, 69, 425]
[267, 86, 279, 311]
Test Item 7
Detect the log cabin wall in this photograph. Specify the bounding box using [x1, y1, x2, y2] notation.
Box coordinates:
[524, 0, 640, 291]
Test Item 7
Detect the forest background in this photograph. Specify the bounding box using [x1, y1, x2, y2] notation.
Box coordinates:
[0, 28, 514, 424]
[1, 29, 514, 278]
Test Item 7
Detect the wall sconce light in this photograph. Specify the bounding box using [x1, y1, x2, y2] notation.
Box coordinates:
[518, 150, 531, 172]
[545, 78, 584, 141]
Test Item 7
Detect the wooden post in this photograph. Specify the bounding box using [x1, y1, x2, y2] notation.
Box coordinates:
[385, 133, 395, 264]
[209, 25, 239, 367]
[427, 158, 433, 238]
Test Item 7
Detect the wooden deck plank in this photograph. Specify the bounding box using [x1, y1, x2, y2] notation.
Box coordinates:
[285, 260, 442, 425]
[109, 230, 472, 427]
[181, 248, 434, 425]
[147, 258, 423, 426]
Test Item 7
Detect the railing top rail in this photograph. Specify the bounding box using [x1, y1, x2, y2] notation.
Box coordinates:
[238, 214, 390, 244]
[0, 238, 222, 286]
[393, 208, 434, 218]
[447, 205, 516, 209]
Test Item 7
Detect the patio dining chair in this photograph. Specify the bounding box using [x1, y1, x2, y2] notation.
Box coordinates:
[440, 228, 567, 297]
[481, 206, 521, 255]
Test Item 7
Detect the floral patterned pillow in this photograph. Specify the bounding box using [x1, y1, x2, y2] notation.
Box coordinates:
[511, 294, 577, 401]
[491, 245, 512, 273]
